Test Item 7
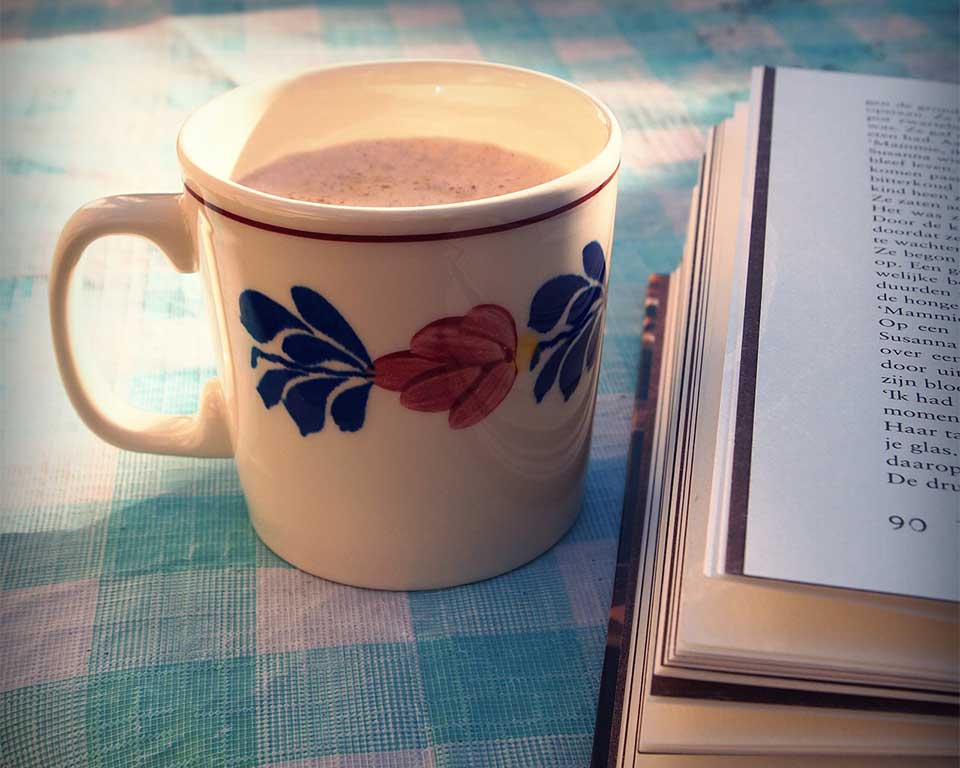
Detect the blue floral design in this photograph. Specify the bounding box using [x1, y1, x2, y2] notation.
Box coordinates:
[528, 241, 606, 403]
[239, 287, 373, 436]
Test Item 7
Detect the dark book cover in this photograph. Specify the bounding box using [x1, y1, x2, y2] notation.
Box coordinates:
[592, 273, 670, 768]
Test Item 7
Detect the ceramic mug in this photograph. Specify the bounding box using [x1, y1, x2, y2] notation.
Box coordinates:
[50, 60, 621, 589]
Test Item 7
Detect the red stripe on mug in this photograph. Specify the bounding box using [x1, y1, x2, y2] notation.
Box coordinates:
[183, 163, 620, 244]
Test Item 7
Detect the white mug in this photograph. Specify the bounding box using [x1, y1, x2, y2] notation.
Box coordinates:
[50, 60, 622, 589]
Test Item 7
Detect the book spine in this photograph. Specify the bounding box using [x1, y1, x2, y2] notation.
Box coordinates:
[592, 272, 672, 768]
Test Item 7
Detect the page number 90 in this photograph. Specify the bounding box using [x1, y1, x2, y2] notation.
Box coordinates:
[889, 515, 927, 532]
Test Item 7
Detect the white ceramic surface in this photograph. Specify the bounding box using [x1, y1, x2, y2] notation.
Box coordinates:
[50, 61, 622, 589]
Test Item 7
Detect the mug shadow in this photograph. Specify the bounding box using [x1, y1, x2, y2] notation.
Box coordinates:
[101, 458, 259, 576]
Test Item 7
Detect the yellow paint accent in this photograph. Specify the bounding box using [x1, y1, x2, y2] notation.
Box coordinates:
[516, 331, 539, 371]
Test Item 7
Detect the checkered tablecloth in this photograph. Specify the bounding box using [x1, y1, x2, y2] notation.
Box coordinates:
[1, 1, 956, 766]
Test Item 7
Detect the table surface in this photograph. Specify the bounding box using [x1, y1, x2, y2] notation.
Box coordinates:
[1, 1, 957, 766]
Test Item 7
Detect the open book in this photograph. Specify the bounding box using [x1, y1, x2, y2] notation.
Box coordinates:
[592, 67, 959, 767]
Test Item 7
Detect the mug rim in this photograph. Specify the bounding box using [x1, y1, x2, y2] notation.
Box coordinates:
[176, 59, 622, 241]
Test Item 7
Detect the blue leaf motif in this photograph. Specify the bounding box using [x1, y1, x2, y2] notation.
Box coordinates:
[283, 377, 340, 436]
[582, 241, 605, 283]
[528, 240, 608, 403]
[331, 382, 373, 432]
[239, 290, 308, 343]
[282, 334, 366, 371]
[291, 286, 372, 366]
[257, 368, 303, 408]
[240, 287, 375, 435]
[530, 342, 543, 372]
[534, 340, 570, 403]
[567, 285, 602, 328]
[251, 347, 309, 373]
[527, 274, 588, 333]
[585, 316, 601, 370]
[559, 319, 594, 401]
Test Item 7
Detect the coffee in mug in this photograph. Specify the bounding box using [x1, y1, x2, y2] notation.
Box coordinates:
[238, 137, 564, 206]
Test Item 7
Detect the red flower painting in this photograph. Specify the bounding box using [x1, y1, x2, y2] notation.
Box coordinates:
[240, 241, 605, 436]
[373, 304, 518, 429]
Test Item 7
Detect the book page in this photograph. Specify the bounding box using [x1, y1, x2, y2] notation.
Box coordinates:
[669, 99, 958, 690]
[722, 68, 959, 602]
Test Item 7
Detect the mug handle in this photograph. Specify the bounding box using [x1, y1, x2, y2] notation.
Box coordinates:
[49, 193, 233, 458]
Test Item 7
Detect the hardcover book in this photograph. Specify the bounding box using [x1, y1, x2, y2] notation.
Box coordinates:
[592, 66, 959, 767]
